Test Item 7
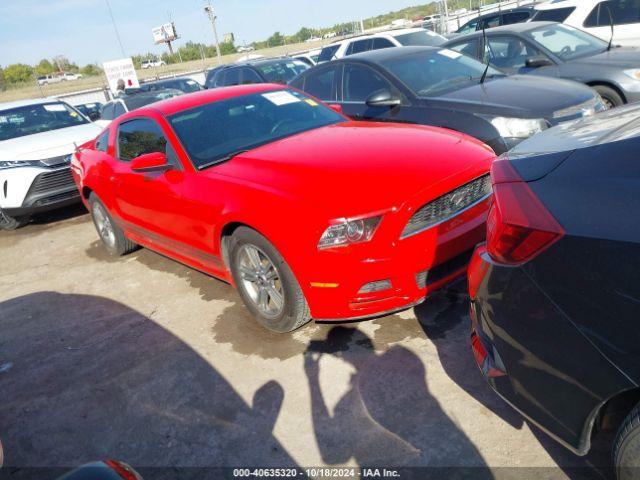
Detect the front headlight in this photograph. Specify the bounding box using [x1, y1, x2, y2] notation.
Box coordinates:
[0, 160, 44, 170]
[318, 215, 382, 249]
[624, 69, 640, 81]
[490, 117, 547, 140]
[0, 155, 71, 170]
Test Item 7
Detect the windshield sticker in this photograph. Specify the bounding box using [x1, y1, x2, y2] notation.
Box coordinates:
[0, 116, 7, 124]
[304, 98, 318, 107]
[262, 91, 301, 106]
[69, 111, 78, 117]
[438, 49, 462, 59]
[9, 117, 25, 124]
[44, 104, 67, 112]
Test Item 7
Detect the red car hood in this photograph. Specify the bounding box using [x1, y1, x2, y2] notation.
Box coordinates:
[212, 121, 494, 217]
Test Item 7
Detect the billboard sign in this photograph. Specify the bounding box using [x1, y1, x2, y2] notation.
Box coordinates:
[223, 33, 235, 44]
[102, 58, 140, 95]
[152, 23, 178, 44]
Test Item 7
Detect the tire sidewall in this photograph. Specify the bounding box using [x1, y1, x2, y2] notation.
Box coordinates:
[229, 228, 305, 332]
[89, 194, 121, 256]
[594, 85, 624, 109]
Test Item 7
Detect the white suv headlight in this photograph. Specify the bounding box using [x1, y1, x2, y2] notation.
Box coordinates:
[490, 117, 547, 139]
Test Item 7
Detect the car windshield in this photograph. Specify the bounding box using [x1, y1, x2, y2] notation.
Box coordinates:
[123, 90, 183, 111]
[381, 49, 503, 97]
[393, 30, 447, 47]
[168, 89, 345, 170]
[526, 24, 608, 61]
[254, 60, 310, 84]
[0, 102, 88, 141]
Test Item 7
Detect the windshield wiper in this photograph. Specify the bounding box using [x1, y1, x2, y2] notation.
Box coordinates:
[198, 149, 250, 170]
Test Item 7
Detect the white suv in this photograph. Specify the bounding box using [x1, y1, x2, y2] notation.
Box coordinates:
[531, 0, 640, 47]
[317, 28, 447, 63]
[0, 99, 102, 229]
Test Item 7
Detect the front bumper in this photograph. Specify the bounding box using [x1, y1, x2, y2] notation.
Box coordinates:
[1, 165, 80, 216]
[306, 197, 490, 321]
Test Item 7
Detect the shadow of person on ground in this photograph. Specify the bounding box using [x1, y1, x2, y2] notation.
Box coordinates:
[0, 292, 296, 472]
[416, 283, 613, 480]
[304, 326, 493, 476]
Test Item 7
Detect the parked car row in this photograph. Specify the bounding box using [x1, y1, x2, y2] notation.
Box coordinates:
[37, 72, 83, 85]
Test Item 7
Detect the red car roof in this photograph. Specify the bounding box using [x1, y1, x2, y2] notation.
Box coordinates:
[145, 83, 287, 117]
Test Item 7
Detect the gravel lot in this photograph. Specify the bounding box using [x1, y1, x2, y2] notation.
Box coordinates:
[0, 207, 614, 479]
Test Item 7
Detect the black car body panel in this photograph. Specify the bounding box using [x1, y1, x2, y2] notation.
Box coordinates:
[290, 47, 602, 155]
[469, 103, 640, 455]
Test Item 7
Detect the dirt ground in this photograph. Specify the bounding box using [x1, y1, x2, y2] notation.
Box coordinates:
[0, 206, 614, 479]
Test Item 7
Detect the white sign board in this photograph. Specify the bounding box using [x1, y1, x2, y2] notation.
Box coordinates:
[102, 58, 139, 94]
[152, 23, 177, 44]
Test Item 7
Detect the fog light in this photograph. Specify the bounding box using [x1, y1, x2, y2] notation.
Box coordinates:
[358, 279, 392, 294]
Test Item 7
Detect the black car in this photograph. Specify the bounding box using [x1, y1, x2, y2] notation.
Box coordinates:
[204, 57, 309, 89]
[290, 46, 604, 154]
[98, 89, 182, 124]
[454, 7, 534, 35]
[468, 103, 640, 475]
[139, 77, 204, 94]
[444, 22, 640, 108]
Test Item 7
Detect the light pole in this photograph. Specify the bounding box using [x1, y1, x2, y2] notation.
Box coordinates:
[204, 2, 222, 64]
[104, 0, 126, 58]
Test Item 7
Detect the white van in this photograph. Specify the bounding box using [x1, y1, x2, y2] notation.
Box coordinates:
[531, 0, 640, 47]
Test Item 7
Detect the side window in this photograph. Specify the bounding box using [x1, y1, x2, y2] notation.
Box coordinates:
[100, 103, 115, 121]
[532, 7, 576, 23]
[584, 1, 640, 27]
[222, 68, 241, 86]
[346, 39, 372, 56]
[480, 15, 501, 29]
[95, 130, 109, 152]
[240, 68, 263, 84]
[318, 44, 340, 62]
[303, 66, 337, 101]
[343, 64, 393, 102]
[117, 118, 168, 162]
[113, 102, 126, 119]
[372, 37, 395, 50]
[503, 11, 531, 25]
[449, 39, 480, 59]
[457, 19, 479, 34]
[484, 36, 543, 70]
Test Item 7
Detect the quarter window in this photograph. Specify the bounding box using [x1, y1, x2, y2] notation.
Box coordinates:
[503, 11, 532, 25]
[532, 7, 576, 22]
[372, 37, 396, 50]
[584, 0, 640, 27]
[347, 39, 372, 56]
[343, 64, 393, 102]
[95, 130, 109, 152]
[240, 68, 263, 84]
[222, 68, 241, 86]
[117, 118, 168, 162]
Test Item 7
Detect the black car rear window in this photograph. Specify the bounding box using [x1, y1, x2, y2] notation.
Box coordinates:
[318, 45, 340, 62]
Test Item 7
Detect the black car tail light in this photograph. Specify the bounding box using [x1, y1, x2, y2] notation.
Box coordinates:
[487, 159, 564, 265]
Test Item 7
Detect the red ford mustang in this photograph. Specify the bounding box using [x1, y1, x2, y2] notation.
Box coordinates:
[72, 84, 494, 332]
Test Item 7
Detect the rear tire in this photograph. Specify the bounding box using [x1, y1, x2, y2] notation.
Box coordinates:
[229, 227, 311, 333]
[89, 194, 138, 256]
[0, 209, 29, 231]
[594, 85, 624, 109]
[614, 403, 640, 480]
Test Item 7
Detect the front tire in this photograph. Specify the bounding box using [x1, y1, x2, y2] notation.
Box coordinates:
[229, 227, 311, 333]
[0, 209, 29, 231]
[594, 85, 624, 109]
[89, 194, 137, 256]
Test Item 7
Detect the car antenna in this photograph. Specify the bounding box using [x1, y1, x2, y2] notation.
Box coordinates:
[479, 23, 490, 84]
[606, 4, 615, 51]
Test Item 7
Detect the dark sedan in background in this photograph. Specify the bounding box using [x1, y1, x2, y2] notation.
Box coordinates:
[444, 22, 640, 108]
[290, 46, 605, 154]
[467, 103, 640, 475]
[139, 77, 204, 94]
[205, 57, 309, 88]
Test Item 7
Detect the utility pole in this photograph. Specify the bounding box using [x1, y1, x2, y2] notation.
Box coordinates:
[104, 0, 126, 58]
[442, 0, 450, 34]
[204, 2, 222, 64]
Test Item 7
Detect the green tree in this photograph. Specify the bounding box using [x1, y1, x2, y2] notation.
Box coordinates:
[35, 59, 55, 76]
[266, 31, 285, 47]
[219, 42, 236, 55]
[80, 64, 101, 76]
[3, 64, 34, 84]
[0, 67, 5, 91]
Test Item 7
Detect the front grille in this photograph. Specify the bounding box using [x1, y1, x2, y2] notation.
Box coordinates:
[402, 174, 492, 239]
[29, 168, 75, 195]
[416, 248, 475, 289]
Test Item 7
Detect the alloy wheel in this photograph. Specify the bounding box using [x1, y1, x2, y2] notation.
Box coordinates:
[93, 203, 116, 249]
[237, 244, 284, 318]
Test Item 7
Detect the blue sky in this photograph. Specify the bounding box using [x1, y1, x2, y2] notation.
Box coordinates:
[0, 0, 426, 66]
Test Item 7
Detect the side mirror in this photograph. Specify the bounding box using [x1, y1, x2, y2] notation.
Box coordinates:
[328, 103, 343, 114]
[130, 152, 169, 172]
[365, 89, 402, 107]
[525, 56, 554, 69]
